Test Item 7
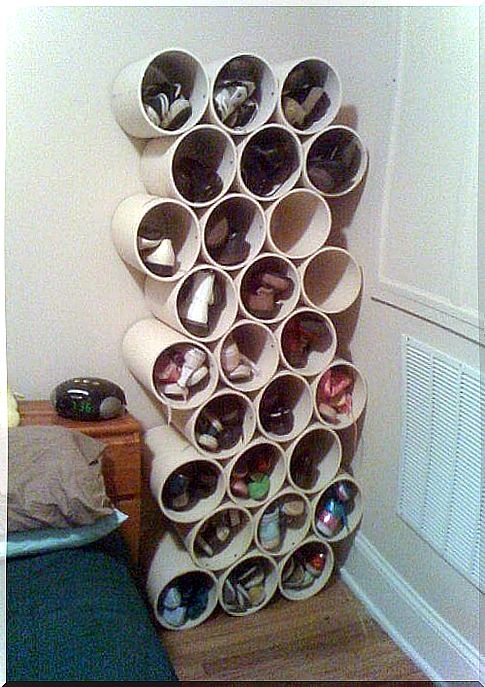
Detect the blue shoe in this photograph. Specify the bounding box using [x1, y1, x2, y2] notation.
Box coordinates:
[259, 507, 280, 550]
[162, 585, 182, 610]
[163, 604, 186, 627]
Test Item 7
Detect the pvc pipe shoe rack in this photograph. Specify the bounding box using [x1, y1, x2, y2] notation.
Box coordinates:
[112, 49, 368, 629]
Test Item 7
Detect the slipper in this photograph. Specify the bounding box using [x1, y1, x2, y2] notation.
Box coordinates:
[248, 584, 266, 606]
[283, 562, 313, 590]
[281, 498, 305, 518]
[238, 565, 265, 588]
[282, 556, 295, 582]
[195, 534, 214, 557]
[223, 577, 237, 606]
[235, 583, 251, 608]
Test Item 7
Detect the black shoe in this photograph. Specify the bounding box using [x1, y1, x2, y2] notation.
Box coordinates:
[226, 97, 258, 130]
[282, 66, 313, 101]
[216, 231, 251, 266]
[174, 157, 223, 203]
[261, 396, 294, 435]
[243, 140, 296, 196]
[143, 79, 192, 131]
[218, 426, 243, 451]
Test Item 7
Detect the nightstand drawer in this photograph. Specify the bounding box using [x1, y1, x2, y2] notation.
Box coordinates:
[102, 440, 141, 500]
[118, 497, 141, 564]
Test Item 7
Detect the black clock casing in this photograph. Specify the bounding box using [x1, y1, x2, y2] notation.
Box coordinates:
[50, 378, 127, 421]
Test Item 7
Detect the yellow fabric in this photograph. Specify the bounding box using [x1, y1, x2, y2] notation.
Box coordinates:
[7, 387, 20, 428]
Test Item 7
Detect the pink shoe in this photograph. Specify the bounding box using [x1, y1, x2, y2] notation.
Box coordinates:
[316, 499, 344, 537]
[154, 356, 181, 384]
[334, 481, 352, 502]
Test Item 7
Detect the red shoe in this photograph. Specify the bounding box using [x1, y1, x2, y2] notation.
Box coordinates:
[154, 354, 181, 384]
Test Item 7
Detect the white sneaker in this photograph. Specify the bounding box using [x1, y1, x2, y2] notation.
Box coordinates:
[178, 348, 206, 388]
[184, 271, 215, 329]
[163, 383, 187, 399]
[138, 236, 161, 252]
[187, 365, 208, 387]
[214, 81, 255, 123]
[145, 238, 176, 277]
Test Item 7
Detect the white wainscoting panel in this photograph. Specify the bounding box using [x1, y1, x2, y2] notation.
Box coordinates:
[372, 7, 481, 343]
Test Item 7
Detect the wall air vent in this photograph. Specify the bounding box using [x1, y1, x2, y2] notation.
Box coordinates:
[398, 336, 483, 591]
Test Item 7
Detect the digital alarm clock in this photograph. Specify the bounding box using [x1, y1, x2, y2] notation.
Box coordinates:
[50, 378, 127, 421]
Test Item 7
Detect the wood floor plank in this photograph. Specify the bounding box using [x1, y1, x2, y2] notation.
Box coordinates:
[160, 575, 431, 682]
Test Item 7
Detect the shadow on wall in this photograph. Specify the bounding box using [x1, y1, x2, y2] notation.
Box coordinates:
[325, 103, 369, 236]
[332, 289, 363, 354]
[333, 526, 359, 569]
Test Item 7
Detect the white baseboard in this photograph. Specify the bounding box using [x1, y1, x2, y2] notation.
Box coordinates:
[340, 532, 481, 683]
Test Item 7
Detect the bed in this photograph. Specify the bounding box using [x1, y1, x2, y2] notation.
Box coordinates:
[6, 402, 178, 682]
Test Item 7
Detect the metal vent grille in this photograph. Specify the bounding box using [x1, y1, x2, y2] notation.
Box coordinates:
[399, 336, 483, 590]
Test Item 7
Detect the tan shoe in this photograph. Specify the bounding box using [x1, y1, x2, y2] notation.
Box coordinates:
[247, 286, 276, 318]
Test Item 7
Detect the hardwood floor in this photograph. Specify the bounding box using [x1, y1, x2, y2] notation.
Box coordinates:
[160, 574, 431, 683]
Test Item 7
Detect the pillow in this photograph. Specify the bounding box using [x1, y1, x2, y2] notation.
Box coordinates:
[6, 508, 128, 558]
[8, 426, 114, 532]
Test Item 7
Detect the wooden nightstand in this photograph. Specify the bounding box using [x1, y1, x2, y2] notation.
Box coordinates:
[17, 400, 142, 566]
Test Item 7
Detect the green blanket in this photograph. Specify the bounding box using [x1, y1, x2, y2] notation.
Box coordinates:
[6, 533, 178, 682]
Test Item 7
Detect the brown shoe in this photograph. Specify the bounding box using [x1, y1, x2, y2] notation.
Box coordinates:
[247, 286, 276, 318]
[206, 217, 230, 250]
[260, 272, 292, 294]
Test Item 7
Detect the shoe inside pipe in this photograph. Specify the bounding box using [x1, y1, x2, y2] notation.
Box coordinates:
[142, 62, 192, 131]
[282, 64, 331, 130]
[174, 156, 223, 203]
[241, 132, 298, 197]
[307, 129, 362, 194]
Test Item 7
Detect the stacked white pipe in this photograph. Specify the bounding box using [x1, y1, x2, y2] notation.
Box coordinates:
[112, 49, 368, 626]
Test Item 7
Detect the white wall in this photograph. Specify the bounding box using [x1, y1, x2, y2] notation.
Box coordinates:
[5, 5, 480, 680]
[5, 5, 398, 423]
[333, 6, 481, 678]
